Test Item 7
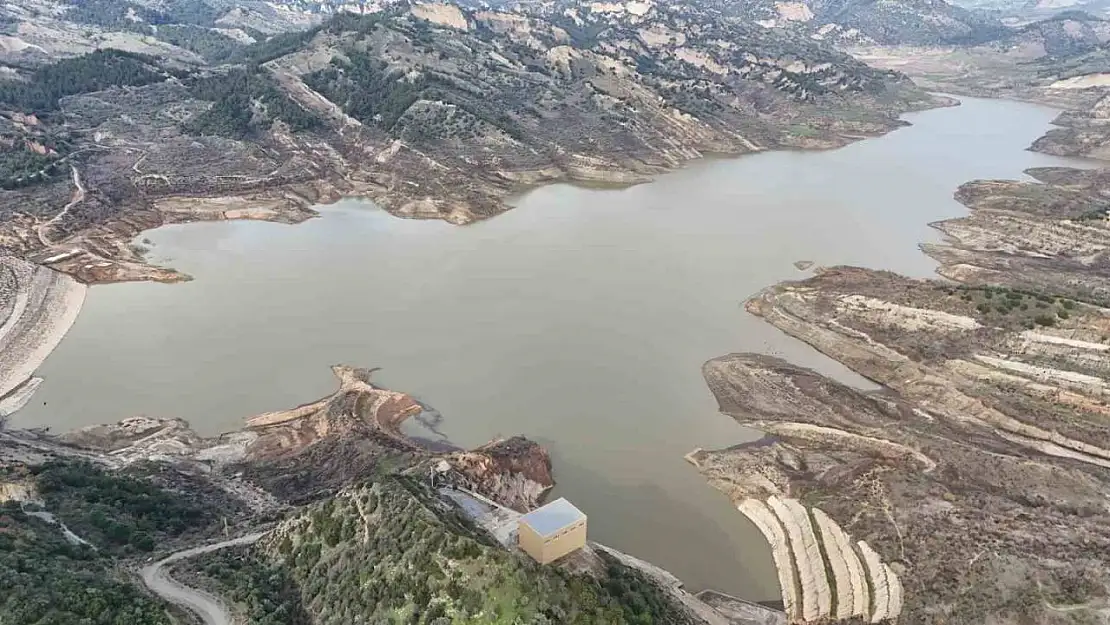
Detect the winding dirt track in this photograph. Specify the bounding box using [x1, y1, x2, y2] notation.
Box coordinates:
[141, 532, 267, 625]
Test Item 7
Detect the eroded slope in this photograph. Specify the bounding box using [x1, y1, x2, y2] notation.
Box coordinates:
[693, 167, 1110, 624]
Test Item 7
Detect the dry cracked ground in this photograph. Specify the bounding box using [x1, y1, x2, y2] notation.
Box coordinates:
[689, 165, 1110, 624]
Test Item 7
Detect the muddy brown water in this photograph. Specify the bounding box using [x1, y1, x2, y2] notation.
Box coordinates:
[12, 95, 1092, 601]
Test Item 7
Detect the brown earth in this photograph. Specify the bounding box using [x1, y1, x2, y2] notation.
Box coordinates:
[445, 436, 555, 512]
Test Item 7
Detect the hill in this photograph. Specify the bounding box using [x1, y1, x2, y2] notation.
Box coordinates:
[176, 476, 707, 624]
[0, 366, 768, 625]
[0, 0, 938, 289]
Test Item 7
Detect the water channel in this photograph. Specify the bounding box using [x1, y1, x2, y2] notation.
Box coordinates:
[11, 95, 1090, 600]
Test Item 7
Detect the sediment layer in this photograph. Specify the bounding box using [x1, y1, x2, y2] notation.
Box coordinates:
[0, 256, 86, 414]
[734, 496, 895, 623]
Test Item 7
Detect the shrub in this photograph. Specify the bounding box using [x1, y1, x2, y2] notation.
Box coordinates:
[1035, 314, 1056, 327]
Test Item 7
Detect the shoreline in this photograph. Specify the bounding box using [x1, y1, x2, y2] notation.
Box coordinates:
[690, 127, 1110, 621]
[0, 94, 1082, 610]
[0, 96, 954, 420]
[0, 257, 86, 417]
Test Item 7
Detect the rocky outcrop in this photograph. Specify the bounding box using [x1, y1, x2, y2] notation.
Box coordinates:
[60, 417, 204, 454]
[0, 479, 37, 504]
[697, 349, 1110, 624]
[1031, 92, 1110, 160]
[446, 436, 554, 511]
[243, 365, 423, 458]
[771, 496, 831, 621]
[812, 508, 869, 621]
[738, 499, 801, 620]
[924, 167, 1110, 306]
[56, 365, 424, 469]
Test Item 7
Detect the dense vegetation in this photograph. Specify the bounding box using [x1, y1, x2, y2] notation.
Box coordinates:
[185, 476, 691, 624]
[954, 285, 1081, 329]
[0, 49, 169, 188]
[64, 0, 243, 62]
[0, 459, 217, 624]
[65, 0, 223, 31]
[234, 26, 325, 65]
[304, 51, 427, 130]
[0, 50, 165, 114]
[0, 503, 171, 625]
[32, 460, 213, 554]
[179, 545, 311, 625]
[184, 68, 321, 138]
[64, 0, 162, 32]
[154, 24, 244, 63]
[0, 144, 65, 189]
[303, 40, 523, 139]
[146, 0, 224, 27]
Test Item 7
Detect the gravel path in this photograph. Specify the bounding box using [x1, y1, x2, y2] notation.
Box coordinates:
[141, 533, 266, 625]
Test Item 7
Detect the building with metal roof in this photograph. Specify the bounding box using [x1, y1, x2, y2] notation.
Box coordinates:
[517, 497, 587, 564]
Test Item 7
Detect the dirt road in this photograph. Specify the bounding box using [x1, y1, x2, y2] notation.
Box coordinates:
[141, 532, 266, 625]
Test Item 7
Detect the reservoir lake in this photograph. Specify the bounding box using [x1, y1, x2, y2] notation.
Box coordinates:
[12, 95, 1091, 601]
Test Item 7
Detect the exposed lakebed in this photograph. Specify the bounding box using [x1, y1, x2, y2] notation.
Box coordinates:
[11, 95, 1090, 600]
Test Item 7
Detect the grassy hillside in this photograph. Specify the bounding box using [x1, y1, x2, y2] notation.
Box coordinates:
[183, 476, 694, 625]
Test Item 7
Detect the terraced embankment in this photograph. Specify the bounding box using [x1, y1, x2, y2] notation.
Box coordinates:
[692, 165, 1110, 624]
[0, 256, 85, 416]
[733, 496, 899, 623]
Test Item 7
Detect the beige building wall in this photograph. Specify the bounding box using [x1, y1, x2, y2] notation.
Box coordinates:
[518, 521, 545, 562]
[519, 518, 588, 564]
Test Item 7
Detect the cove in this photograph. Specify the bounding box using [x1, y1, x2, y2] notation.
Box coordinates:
[11, 95, 1090, 601]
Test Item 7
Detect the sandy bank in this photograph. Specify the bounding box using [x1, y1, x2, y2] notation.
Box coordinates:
[0, 257, 86, 414]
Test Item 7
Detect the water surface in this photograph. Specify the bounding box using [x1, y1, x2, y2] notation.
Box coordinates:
[13, 95, 1089, 600]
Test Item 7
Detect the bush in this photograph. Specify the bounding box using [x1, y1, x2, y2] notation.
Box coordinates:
[1035, 314, 1056, 327]
[32, 460, 211, 554]
[0, 504, 171, 625]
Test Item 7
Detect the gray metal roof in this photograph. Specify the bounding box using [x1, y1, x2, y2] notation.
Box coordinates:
[520, 498, 586, 537]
